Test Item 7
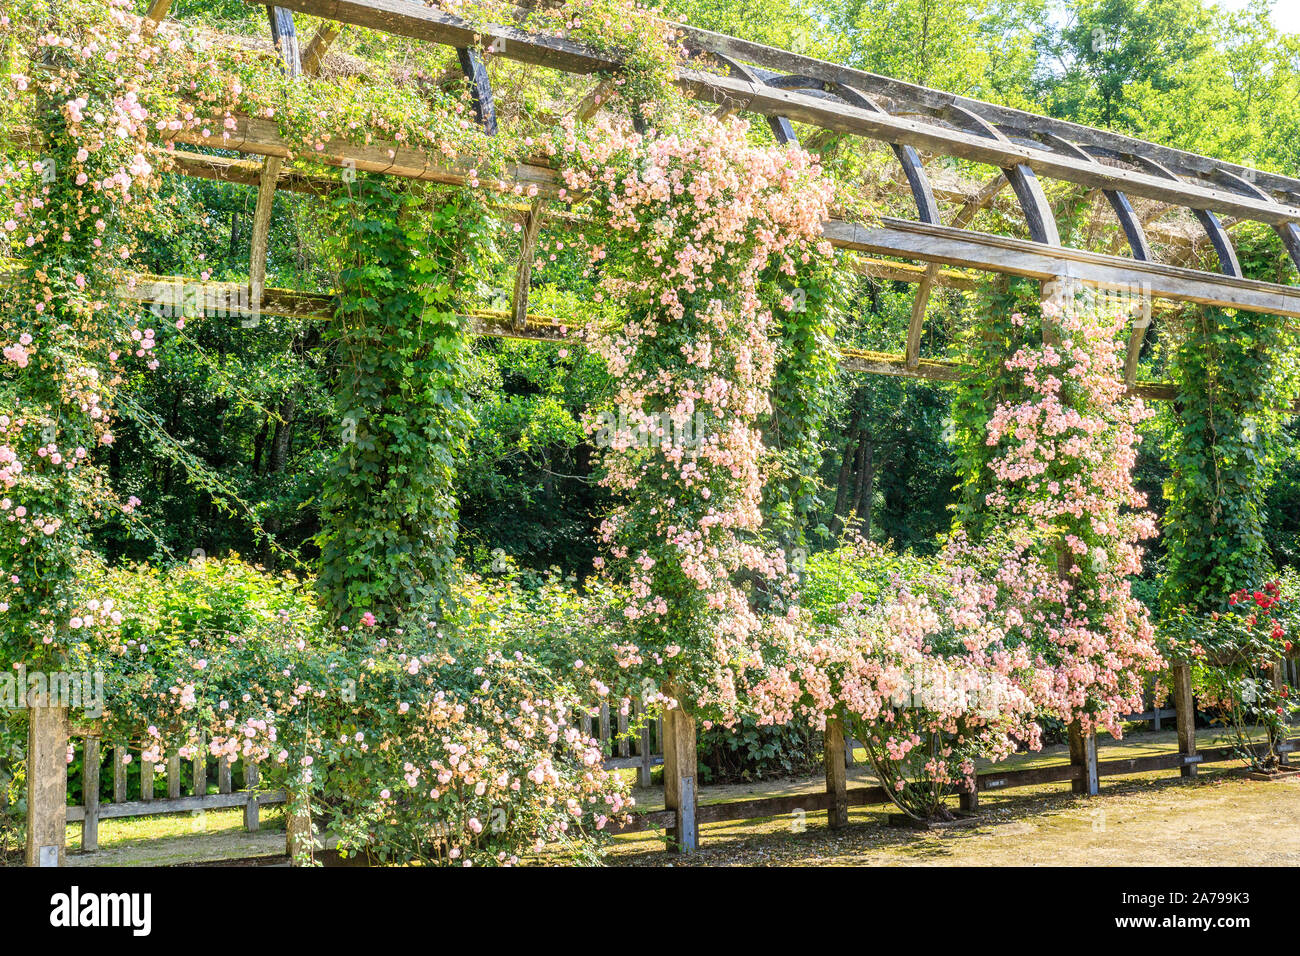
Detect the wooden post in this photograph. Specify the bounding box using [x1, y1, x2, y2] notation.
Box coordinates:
[286, 792, 312, 864]
[617, 706, 630, 759]
[1271, 661, 1288, 766]
[218, 755, 232, 794]
[1173, 661, 1198, 778]
[25, 703, 69, 866]
[960, 778, 979, 812]
[661, 700, 698, 853]
[1068, 721, 1099, 796]
[823, 717, 848, 829]
[598, 702, 611, 754]
[81, 736, 101, 853]
[244, 760, 260, 832]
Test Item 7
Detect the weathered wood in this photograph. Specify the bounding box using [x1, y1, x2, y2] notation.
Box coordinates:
[261, 0, 1300, 225]
[266, 5, 303, 77]
[112, 743, 127, 803]
[192, 738, 208, 797]
[167, 752, 182, 799]
[661, 699, 698, 852]
[286, 793, 313, 864]
[665, 17, 1300, 208]
[1173, 662, 1198, 779]
[1067, 722, 1100, 797]
[827, 218, 1300, 320]
[65, 789, 289, 822]
[573, 78, 616, 121]
[244, 760, 261, 832]
[300, 22, 341, 75]
[617, 706, 629, 759]
[598, 702, 611, 752]
[456, 47, 498, 134]
[635, 699, 653, 788]
[823, 717, 848, 829]
[141, 753, 156, 802]
[167, 113, 1300, 318]
[510, 196, 545, 329]
[144, 0, 174, 26]
[25, 704, 69, 866]
[81, 736, 101, 853]
[218, 756, 233, 794]
[1123, 295, 1152, 386]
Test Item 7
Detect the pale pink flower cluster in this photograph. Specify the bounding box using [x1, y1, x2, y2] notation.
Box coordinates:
[979, 300, 1164, 733]
[552, 114, 834, 719]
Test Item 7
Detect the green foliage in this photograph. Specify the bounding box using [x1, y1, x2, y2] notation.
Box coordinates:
[1162, 581, 1296, 770]
[315, 177, 497, 627]
[949, 278, 1042, 538]
[1160, 305, 1299, 614]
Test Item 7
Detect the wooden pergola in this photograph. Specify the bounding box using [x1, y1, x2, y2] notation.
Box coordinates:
[18, 0, 1300, 863]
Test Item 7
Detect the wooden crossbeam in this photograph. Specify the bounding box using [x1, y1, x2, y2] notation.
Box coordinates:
[164, 116, 1300, 319]
[96, 270, 1213, 404]
[828, 218, 1300, 320]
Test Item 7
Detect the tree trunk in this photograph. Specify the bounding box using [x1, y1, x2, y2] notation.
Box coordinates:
[856, 433, 874, 538]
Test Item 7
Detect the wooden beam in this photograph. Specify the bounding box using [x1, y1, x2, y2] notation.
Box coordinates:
[167, 116, 1300, 320]
[249, 7, 306, 307]
[301, 22, 341, 75]
[827, 218, 1300, 320]
[510, 196, 545, 329]
[663, 18, 1300, 208]
[260, 0, 1300, 227]
[1124, 295, 1153, 386]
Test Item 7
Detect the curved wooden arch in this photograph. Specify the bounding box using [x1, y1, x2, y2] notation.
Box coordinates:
[1209, 167, 1300, 274]
[1095, 152, 1243, 278]
[1026, 130, 1153, 262]
[941, 105, 1059, 247]
[721, 65, 942, 226]
[456, 47, 497, 135]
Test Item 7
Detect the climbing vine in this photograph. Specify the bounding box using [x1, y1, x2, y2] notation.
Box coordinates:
[315, 176, 495, 628]
[1161, 304, 1299, 614]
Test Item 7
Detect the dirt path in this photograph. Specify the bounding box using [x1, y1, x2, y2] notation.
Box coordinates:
[608, 769, 1300, 866]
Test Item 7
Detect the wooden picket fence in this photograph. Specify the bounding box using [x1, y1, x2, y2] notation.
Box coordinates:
[63, 733, 285, 853]
[20, 659, 1298, 862]
[582, 699, 664, 787]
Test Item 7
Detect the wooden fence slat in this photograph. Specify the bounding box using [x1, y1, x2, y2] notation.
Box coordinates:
[112, 742, 127, 803]
[636, 700, 653, 788]
[218, 756, 232, 794]
[598, 703, 611, 754]
[167, 753, 181, 799]
[244, 760, 260, 832]
[140, 752, 155, 802]
[81, 736, 101, 853]
[192, 738, 208, 796]
[617, 706, 629, 759]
